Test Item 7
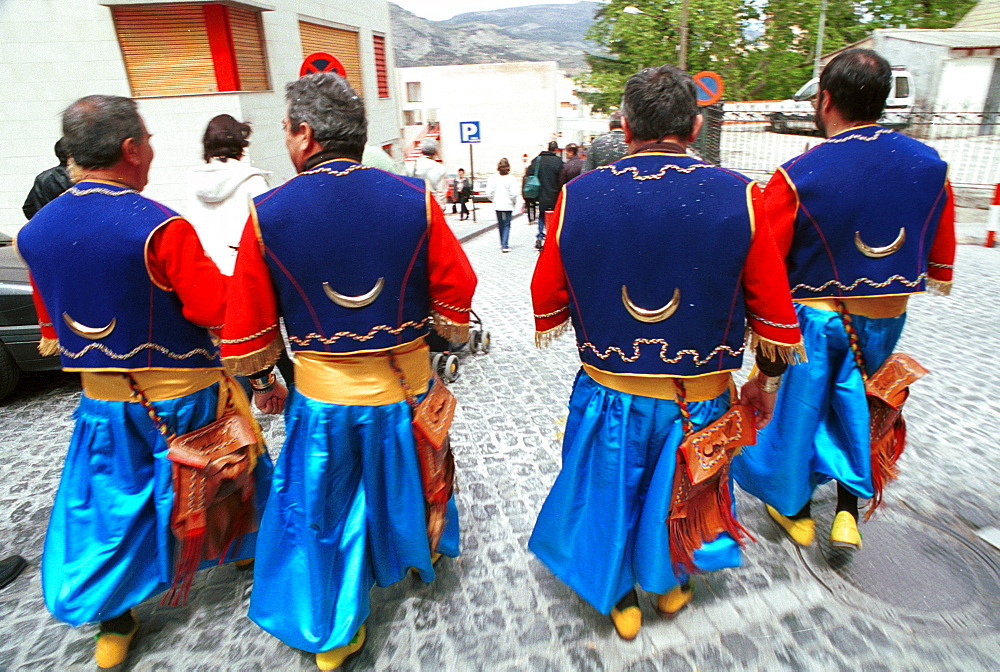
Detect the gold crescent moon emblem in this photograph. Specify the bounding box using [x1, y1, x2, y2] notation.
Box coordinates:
[323, 277, 384, 309]
[62, 312, 116, 340]
[855, 227, 906, 258]
[621, 286, 681, 323]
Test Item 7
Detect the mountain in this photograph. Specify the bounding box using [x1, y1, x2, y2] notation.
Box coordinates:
[390, 2, 602, 73]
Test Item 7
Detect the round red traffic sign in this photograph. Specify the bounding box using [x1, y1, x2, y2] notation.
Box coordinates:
[692, 71, 724, 107]
[300, 52, 347, 78]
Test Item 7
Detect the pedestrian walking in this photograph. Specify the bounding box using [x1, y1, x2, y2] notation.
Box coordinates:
[221, 72, 477, 671]
[529, 65, 804, 641]
[585, 111, 629, 170]
[22, 138, 73, 220]
[486, 158, 518, 252]
[16, 95, 275, 669]
[452, 168, 472, 220]
[526, 140, 562, 249]
[411, 138, 448, 210]
[558, 143, 585, 186]
[732, 49, 956, 551]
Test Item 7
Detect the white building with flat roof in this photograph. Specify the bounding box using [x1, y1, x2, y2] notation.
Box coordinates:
[0, 0, 402, 235]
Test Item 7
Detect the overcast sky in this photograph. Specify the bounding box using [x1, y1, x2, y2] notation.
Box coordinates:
[392, 0, 599, 22]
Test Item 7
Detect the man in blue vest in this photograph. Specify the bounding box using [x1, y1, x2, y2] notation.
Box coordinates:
[733, 49, 956, 551]
[530, 65, 804, 641]
[222, 72, 477, 670]
[16, 95, 273, 669]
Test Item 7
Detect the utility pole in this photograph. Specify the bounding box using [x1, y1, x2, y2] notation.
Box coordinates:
[813, 0, 827, 79]
[679, 0, 689, 71]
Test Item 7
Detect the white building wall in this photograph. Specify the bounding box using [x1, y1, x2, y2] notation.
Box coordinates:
[399, 62, 560, 178]
[0, 0, 401, 236]
[934, 58, 995, 111]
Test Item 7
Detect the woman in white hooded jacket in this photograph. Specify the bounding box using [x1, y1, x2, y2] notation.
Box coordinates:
[485, 158, 519, 252]
[185, 114, 269, 276]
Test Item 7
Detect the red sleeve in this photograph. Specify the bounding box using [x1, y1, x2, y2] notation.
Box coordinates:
[146, 217, 227, 331]
[531, 190, 571, 345]
[29, 275, 59, 356]
[427, 194, 478, 341]
[761, 167, 798, 262]
[927, 179, 956, 292]
[220, 209, 282, 375]
[744, 182, 806, 363]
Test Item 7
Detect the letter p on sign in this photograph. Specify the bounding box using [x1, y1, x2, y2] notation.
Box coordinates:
[460, 121, 481, 143]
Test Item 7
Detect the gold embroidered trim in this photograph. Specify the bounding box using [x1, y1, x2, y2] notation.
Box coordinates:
[431, 311, 470, 342]
[39, 321, 54, 328]
[534, 306, 569, 319]
[792, 272, 927, 294]
[38, 337, 60, 357]
[929, 261, 954, 269]
[57, 342, 218, 361]
[220, 323, 279, 345]
[221, 338, 283, 377]
[748, 331, 808, 365]
[926, 278, 952, 296]
[596, 162, 714, 181]
[535, 317, 572, 348]
[287, 317, 431, 346]
[431, 299, 472, 313]
[577, 338, 745, 365]
[747, 312, 798, 329]
[824, 128, 892, 144]
[68, 185, 138, 197]
[299, 163, 374, 178]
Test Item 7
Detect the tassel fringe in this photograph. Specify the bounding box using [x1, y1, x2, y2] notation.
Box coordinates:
[865, 413, 906, 521]
[431, 311, 470, 343]
[535, 318, 572, 348]
[38, 337, 60, 357]
[748, 331, 808, 365]
[221, 338, 283, 377]
[926, 278, 952, 296]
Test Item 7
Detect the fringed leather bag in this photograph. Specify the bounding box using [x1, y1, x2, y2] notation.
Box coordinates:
[389, 357, 456, 553]
[668, 383, 756, 575]
[124, 375, 258, 606]
[835, 301, 928, 519]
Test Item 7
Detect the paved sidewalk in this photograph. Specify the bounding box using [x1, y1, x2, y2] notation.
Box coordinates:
[0, 215, 996, 670]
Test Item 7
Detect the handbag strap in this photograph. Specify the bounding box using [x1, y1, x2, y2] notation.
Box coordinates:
[122, 373, 173, 438]
[388, 353, 420, 412]
[833, 299, 870, 381]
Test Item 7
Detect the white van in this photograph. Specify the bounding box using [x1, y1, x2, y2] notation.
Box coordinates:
[769, 67, 914, 134]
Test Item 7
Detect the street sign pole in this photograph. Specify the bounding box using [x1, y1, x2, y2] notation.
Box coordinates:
[469, 144, 476, 222]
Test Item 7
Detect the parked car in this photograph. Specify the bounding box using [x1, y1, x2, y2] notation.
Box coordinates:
[472, 177, 489, 203]
[0, 233, 61, 400]
[769, 66, 914, 134]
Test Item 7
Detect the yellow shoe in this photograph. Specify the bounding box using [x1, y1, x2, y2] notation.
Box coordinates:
[830, 511, 862, 549]
[94, 611, 138, 669]
[766, 505, 815, 547]
[235, 558, 254, 571]
[315, 624, 366, 671]
[656, 583, 694, 618]
[610, 604, 642, 640]
[431, 552, 442, 565]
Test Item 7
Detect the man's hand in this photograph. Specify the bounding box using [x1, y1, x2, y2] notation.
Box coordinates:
[254, 381, 287, 414]
[738, 379, 778, 429]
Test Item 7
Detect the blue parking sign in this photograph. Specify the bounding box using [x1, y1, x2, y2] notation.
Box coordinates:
[460, 121, 481, 143]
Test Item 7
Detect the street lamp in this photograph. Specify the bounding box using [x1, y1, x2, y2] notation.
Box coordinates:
[623, 4, 689, 71]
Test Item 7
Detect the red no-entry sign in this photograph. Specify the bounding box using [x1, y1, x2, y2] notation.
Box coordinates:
[692, 71, 724, 107]
[300, 52, 347, 78]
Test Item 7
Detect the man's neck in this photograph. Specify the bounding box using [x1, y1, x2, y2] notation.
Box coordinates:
[78, 166, 142, 191]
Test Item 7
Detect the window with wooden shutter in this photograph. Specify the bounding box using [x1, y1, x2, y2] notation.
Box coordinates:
[111, 3, 269, 97]
[299, 21, 363, 94]
[373, 34, 389, 99]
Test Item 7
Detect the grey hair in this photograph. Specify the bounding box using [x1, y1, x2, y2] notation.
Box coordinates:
[62, 95, 144, 169]
[421, 138, 439, 157]
[285, 72, 367, 158]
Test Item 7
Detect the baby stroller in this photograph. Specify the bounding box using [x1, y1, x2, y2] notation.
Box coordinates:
[427, 310, 490, 383]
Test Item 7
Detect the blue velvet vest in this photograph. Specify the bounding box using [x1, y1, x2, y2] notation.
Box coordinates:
[253, 160, 432, 354]
[559, 153, 754, 377]
[16, 181, 220, 371]
[782, 125, 948, 299]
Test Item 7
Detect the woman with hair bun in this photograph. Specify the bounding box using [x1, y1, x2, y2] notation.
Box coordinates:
[185, 114, 269, 276]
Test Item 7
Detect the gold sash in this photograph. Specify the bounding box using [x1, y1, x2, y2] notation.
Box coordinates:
[582, 364, 731, 402]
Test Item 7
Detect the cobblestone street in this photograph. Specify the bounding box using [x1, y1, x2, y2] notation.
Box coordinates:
[0, 213, 998, 671]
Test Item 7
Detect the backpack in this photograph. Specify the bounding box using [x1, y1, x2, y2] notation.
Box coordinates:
[523, 158, 541, 199]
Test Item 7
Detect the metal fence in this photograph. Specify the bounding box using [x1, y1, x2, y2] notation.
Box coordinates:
[703, 110, 1000, 194]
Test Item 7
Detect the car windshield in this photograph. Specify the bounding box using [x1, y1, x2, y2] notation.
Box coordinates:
[793, 80, 818, 101]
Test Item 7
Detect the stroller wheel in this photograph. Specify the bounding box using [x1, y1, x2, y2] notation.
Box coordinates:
[444, 354, 460, 382]
[480, 331, 491, 354]
[431, 352, 443, 376]
[468, 329, 482, 354]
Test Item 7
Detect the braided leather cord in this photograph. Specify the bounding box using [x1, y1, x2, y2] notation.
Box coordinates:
[673, 379, 694, 435]
[834, 300, 869, 381]
[122, 373, 172, 437]
[388, 354, 420, 412]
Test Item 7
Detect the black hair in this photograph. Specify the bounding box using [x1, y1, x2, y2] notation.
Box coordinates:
[819, 49, 892, 122]
[621, 65, 698, 142]
[202, 114, 251, 162]
[547, 140, 559, 152]
[54, 138, 70, 166]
